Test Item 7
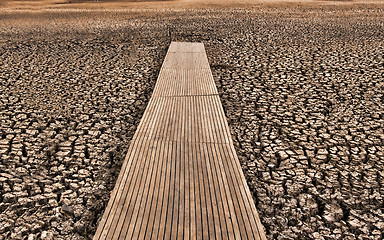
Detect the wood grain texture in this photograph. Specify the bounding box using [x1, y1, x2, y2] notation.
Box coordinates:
[93, 42, 266, 240]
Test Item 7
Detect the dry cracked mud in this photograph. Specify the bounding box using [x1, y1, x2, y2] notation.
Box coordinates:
[0, 2, 384, 239]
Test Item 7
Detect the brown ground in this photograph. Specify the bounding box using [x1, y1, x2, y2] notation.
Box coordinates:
[0, 0, 383, 239]
[0, 0, 382, 10]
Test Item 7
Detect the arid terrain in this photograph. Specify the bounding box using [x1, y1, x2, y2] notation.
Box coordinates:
[0, 0, 384, 239]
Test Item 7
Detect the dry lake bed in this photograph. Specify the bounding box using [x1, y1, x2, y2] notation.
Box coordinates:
[0, 0, 383, 239]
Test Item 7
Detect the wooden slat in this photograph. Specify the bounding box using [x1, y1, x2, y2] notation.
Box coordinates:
[153, 69, 218, 97]
[93, 42, 266, 240]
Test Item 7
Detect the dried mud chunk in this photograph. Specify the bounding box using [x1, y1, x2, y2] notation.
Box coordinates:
[323, 203, 343, 224]
[40, 231, 54, 240]
[61, 204, 74, 215]
[3, 193, 17, 203]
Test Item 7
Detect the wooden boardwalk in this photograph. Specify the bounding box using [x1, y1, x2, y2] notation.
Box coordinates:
[93, 42, 266, 240]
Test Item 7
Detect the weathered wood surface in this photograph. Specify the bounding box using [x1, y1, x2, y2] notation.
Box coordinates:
[93, 42, 266, 240]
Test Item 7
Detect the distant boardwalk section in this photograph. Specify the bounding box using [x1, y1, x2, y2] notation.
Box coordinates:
[93, 42, 266, 240]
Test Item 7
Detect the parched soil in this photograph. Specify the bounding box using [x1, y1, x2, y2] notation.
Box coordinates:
[0, 2, 383, 239]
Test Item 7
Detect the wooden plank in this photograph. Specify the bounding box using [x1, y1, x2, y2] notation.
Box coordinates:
[134, 97, 230, 144]
[93, 42, 266, 240]
[168, 42, 205, 53]
[153, 69, 218, 97]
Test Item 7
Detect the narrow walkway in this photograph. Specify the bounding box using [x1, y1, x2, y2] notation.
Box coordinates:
[93, 42, 266, 240]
